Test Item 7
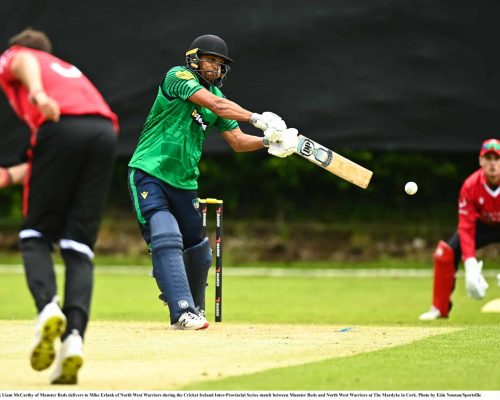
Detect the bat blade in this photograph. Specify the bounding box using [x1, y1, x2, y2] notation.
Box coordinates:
[294, 135, 373, 189]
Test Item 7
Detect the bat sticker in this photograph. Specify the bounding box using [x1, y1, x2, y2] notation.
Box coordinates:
[297, 137, 333, 167]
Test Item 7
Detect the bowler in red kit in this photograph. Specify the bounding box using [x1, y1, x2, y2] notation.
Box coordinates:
[0, 28, 118, 384]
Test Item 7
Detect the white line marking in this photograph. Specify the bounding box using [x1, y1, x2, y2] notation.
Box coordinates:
[0, 264, 499, 278]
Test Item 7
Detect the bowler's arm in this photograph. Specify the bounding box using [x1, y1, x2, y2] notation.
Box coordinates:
[10, 51, 45, 95]
[10, 51, 60, 121]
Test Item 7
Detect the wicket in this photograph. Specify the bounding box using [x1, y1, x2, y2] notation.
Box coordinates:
[199, 198, 223, 322]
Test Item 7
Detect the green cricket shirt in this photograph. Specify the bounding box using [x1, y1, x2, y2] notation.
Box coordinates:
[128, 66, 239, 189]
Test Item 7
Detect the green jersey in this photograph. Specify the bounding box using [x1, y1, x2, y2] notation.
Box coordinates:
[128, 66, 239, 190]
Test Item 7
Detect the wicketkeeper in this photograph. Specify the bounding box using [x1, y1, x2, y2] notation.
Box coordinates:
[128, 34, 299, 330]
[419, 138, 500, 320]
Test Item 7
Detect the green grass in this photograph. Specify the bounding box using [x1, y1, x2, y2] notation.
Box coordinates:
[0, 254, 434, 269]
[185, 326, 500, 390]
[1, 262, 499, 390]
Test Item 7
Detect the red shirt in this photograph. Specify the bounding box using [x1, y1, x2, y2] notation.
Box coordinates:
[458, 168, 500, 260]
[0, 45, 118, 134]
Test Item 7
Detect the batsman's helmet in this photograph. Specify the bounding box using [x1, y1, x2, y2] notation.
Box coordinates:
[186, 34, 233, 88]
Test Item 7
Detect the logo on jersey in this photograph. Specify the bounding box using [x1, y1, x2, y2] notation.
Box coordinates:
[141, 191, 148, 199]
[175, 70, 195, 80]
[459, 199, 467, 208]
[191, 109, 208, 131]
[50, 62, 83, 78]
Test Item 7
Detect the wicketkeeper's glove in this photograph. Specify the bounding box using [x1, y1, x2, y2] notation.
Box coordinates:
[464, 257, 489, 299]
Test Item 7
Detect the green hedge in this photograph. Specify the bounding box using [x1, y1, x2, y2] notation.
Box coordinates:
[1, 150, 478, 224]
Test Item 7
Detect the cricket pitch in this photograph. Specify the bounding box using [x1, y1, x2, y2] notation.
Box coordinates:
[0, 320, 458, 390]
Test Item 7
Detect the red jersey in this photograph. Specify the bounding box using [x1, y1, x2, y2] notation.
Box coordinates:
[458, 168, 500, 260]
[0, 45, 118, 133]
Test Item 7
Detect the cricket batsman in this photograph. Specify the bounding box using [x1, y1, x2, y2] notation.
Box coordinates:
[419, 138, 500, 320]
[127, 34, 299, 329]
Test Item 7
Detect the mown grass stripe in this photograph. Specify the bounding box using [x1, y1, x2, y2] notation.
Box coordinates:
[0, 265, 499, 278]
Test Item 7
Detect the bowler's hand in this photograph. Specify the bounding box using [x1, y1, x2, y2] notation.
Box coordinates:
[0, 167, 12, 189]
[30, 91, 60, 122]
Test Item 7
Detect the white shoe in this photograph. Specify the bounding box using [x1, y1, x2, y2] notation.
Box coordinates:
[196, 307, 206, 319]
[50, 329, 84, 384]
[419, 305, 443, 321]
[30, 297, 67, 371]
[171, 311, 209, 330]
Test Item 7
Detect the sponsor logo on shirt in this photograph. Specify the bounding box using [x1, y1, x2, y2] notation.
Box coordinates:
[141, 191, 148, 199]
[191, 109, 208, 131]
[480, 211, 500, 223]
[175, 70, 195, 80]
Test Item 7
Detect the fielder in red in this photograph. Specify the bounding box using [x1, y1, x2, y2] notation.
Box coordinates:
[419, 138, 500, 320]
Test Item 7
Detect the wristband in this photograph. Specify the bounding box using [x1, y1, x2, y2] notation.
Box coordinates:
[262, 137, 270, 148]
[250, 113, 261, 126]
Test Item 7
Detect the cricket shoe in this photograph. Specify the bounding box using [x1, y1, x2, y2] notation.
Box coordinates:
[419, 305, 446, 321]
[196, 307, 206, 319]
[51, 329, 84, 384]
[30, 297, 67, 371]
[171, 311, 209, 330]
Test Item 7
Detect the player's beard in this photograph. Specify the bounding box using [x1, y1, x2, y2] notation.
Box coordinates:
[201, 70, 218, 85]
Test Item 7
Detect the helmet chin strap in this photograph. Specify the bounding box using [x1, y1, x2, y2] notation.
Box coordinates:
[197, 70, 218, 88]
[191, 67, 226, 88]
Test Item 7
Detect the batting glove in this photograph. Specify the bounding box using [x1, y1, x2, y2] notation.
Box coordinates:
[464, 257, 489, 299]
[250, 112, 287, 141]
[268, 128, 299, 158]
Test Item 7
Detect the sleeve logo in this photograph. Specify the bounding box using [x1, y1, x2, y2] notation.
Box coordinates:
[175, 70, 195, 80]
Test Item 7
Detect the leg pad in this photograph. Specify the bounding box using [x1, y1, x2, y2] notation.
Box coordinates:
[184, 237, 212, 312]
[150, 211, 195, 323]
[432, 240, 456, 317]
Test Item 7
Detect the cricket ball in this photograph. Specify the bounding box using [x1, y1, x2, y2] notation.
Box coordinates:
[405, 181, 418, 195]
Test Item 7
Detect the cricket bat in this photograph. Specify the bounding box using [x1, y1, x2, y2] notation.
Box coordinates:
[294, 134, 373, 189]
